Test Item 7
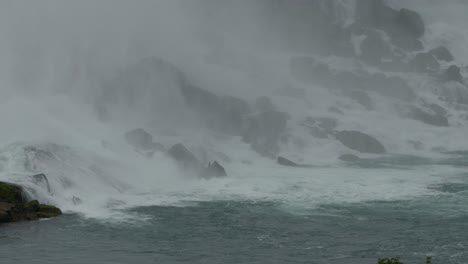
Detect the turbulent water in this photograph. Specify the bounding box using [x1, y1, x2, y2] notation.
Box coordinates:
[1, 1, 468, 263]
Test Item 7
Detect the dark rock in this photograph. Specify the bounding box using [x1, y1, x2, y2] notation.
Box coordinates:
[0, 181, 61, 224]
[335, 131, 386, 154]
[31, 174, 51, 194]
[338, 154, 361, 162]
[277, 156, 299, 167]
[444, 65, 464, 83]
[167, 143, 202, 170]
[124, 128, 153, 150]
[396, 8, 425, 39]
[407, 105, 449, 127]
[204, 161, 227, 178]
[242, 111, 289, 157]
[429, 46, 454, 62]
[410, 52, 440, 73]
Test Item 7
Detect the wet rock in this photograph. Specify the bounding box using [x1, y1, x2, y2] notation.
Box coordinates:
[335, 130, 386, 154]
[396, 8, 425, 39]
[338, 154, 360, 162]
[429, 46, 454, 62]
[435, 82, 468, 105]
[410, 52, 440, 73]
[167, 143, 202, 170]
[204, 161, 227, 178]
[359, 29, 394, 65]
[444, 65, 463, 83]
[124, 129, 165, 156]
[0, 181, 61, 224]
[242, 111, 289, 157]
[407, 105, 449, 127]
[277, 156, 299, 167]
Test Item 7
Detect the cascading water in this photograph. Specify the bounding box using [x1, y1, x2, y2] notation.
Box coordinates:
[1, 1, 468, 263]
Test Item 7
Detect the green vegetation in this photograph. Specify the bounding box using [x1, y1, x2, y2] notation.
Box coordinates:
[0, 181, 21, 203]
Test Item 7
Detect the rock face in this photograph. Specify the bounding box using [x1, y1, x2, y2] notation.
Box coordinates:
[204, 161, 227, 178]
[242, 111, 288, 157]
[0, 181, 61, 224]
[444, 65, 464, 83]
[335, 130, 386, 154]
[277, 156, 299, 167]
[124, 128, 165, 156]
[167, 144, 202, 170]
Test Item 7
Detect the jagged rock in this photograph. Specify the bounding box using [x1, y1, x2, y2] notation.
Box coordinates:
[242, 111, 289, 157]
[444, 65, 463, 83]
[410, 52, 440, 73]
[0, 181, 61, 223]
[277, 156, 299, 167]
[338, 154, 361, 162]
[204, 161, 227, 178]
[335, 130, 386, 154]
[31, 173, 51, 194]
[167, 143, 202, 170]
[429, 46, 454, 62]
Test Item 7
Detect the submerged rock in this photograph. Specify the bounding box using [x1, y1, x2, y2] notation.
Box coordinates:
[277, 156, 299, 167]
[335, 130, 386, 154]
[0, 181, 61, 224]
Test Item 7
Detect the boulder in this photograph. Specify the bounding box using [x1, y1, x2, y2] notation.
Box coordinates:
[167, 143, 202, 170]
[204, 161, 227, 178]
[429, 46, 454, 62]
[124, 128, 153, 150]
[335, 130, 386, 154]
[277, 156, 299, 167]
[410, 52, 440, 73]
[338, 154, 361, 162]
[0, 181, 61, 224]
[242, 111, 289, 157]
[396, 8, 425, 39]
[407, 105, 449, 127]
[444, 65, 463, 83]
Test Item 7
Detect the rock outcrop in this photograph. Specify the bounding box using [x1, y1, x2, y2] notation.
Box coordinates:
[335, 130, 386, 154]
[124, 128, 165, 156]
[204, 161, 227, 178]
[0, 181, 61, 224]
[277, 156, 299, 167]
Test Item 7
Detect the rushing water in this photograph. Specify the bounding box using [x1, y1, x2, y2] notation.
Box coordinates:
[1, 154, 468, 264]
